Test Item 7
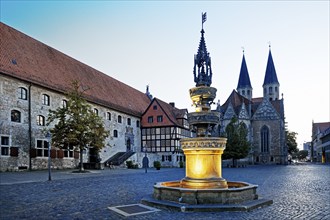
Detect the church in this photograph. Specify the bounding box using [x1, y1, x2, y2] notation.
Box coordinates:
[219, 48, 287, 165]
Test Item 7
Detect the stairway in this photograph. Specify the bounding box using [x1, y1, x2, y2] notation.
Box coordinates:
[105, 151, 135, 166]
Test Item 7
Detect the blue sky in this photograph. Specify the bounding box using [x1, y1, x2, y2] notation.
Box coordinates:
[1, 1, 329, 149]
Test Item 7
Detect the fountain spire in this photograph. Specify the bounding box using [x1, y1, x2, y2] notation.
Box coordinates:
[194, 12, 212, 87]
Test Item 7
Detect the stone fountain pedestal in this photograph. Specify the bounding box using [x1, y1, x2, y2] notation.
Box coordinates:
[180, 137, 228, 189]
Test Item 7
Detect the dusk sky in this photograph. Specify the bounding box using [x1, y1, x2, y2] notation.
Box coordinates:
[1, 1, 329, 149]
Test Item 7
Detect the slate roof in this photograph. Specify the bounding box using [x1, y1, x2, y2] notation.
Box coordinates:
[263, 49, 279, 86]
[237, 54, 252, 89]
[222, 90, 284, 118]
[312, 122, 330, 137]
[0, 22, 151, 117]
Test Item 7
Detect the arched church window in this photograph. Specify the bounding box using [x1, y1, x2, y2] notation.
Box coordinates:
[261, 125, 269, 153]
[247, 90, 250, 95]
[242, 90, 245, 95]
[275, 87, 278, 92]
[269, 87, 273, 94]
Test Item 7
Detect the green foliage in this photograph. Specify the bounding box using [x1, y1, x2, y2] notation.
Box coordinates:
[297, 150, 308, 160]
[153, 161, 161, 169]
[126, 161, 138, 169]
[286, 130, 299, 155]
[46, 81, 109, 171]
[223, 117, 251, 166]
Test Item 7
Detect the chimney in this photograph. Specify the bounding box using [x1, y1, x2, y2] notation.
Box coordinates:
[169, 102, 175, 107]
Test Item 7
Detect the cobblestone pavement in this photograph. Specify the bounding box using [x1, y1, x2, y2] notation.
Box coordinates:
[1, 164, 329, 220]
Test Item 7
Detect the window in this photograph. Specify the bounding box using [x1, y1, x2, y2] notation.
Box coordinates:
[42, 94, 50, 106]
[107, 112, 111, 121]
[37, 115, 45, 126]
[162, 155, 172, 162]
[62, 100, 67, 108]
[36, 139, 49, 157]
[118, 115, 122, 123]
[93, 108, 98, 115]
[114, 130, 118, 138]
[275, 87, 278, 92]
[11, 110, 21, 123]
[18, 87, 27, 100]
[1, 136, 10, 156]
[261, 126, 269, 153]
[136, 120, 140, 128]
[157, 115, 163, 122]
[148, 116, 153, 123]
[64, 144, 74, 158]
[127, 118, 131, 126]
[269, 87, 273, 94]
[247, 90, 250, 95]
[153, 105, 157, 110]
[242, 90, 245, 95]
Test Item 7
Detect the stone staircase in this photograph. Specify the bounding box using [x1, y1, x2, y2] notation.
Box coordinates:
[105, 151, 135, 166]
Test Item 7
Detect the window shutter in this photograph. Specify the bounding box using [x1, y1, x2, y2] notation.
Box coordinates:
[10, 147, 19, 157]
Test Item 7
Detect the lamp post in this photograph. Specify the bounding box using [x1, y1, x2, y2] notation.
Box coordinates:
[46, 131, 52, 181]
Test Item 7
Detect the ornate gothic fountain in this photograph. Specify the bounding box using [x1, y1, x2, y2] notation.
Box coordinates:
[142, 14, 272, 211]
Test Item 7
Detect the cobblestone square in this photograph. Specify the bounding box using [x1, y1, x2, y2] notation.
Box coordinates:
[1, 164, 329, 220]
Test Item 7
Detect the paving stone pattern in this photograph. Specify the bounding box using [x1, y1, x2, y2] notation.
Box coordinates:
[0, 164, 329, 220]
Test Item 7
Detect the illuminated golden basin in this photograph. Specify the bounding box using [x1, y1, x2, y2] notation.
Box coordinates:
[180, 137, 227, 189]
[153, 181, 258, 205]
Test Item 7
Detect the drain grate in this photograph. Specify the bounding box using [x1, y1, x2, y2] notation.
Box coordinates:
[108, 204, 160, 217]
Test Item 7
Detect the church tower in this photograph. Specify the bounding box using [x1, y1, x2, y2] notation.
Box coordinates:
[237, 51, 253, 100]
[263, 47, 280, 101]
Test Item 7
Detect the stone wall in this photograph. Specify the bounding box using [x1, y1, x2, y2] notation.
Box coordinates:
[0, 75, 142, 171]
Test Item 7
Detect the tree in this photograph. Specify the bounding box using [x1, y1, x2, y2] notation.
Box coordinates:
[223, 117, 251, 167]
[47, 81, 109, 171]
[297, 150, 308, 160]
[286, 130, 299, 155]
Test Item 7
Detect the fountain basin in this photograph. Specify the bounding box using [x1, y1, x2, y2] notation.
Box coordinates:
[153, 181, 258, 205]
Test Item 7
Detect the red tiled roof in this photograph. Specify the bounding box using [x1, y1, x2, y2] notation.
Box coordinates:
[0, 22, 151, 117]
[141, 98, 187, 128]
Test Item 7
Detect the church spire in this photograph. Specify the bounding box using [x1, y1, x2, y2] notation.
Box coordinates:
[193, 12, 213, 87]
[263, 46, 280, 101]
[237, 50, 253, 100]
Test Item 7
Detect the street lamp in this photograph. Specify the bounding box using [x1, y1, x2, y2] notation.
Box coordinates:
[45, 131, 52, 181]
